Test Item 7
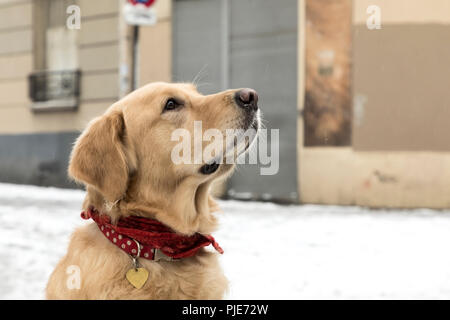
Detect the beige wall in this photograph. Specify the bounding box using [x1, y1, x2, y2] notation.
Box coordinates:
[300, 148, 450, 209]
[68, 0, 121, 129]
[352, 0, 450, 152]
[0, 0, 122, 135]
[352, 24, 450, 151]
[0, 0, 33, 128]
[353, 0, 450, 24]
[138, 0, 172, 86]
[298, 0, 450, 208]
[0, 0, 174, 135]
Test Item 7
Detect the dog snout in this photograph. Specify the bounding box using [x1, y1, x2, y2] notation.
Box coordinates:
[234, 88, 258, 112]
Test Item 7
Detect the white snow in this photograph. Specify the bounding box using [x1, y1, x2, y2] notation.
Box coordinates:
[1, 182, 450, 299]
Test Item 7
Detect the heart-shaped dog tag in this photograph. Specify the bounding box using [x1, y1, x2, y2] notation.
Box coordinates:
[126, 267, 149, 289]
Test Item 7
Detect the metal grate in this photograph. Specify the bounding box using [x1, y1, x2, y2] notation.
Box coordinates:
[28, 70, 81, 109]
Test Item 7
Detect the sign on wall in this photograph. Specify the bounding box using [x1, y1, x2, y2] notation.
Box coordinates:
[124, 0, 157, 26]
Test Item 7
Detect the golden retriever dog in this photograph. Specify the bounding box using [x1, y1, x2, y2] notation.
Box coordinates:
[46, 82, 260, 299]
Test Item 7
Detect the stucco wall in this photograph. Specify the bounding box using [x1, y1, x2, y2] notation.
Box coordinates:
[0, 0, 125, 187]
[0, 0, 122, 135]
[298, 0, 450, 208]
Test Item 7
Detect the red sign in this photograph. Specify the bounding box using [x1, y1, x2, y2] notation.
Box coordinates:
[128, 0, 156, 7]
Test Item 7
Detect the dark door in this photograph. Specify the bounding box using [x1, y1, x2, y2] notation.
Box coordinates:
[173, 0, 298, 202]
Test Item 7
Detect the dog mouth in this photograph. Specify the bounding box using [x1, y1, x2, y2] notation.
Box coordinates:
[198, 111, 260, 171]
[198, 91, 261, 169]
[224, 110, 261, 160]
[243, 110, 260, 150]
[249, 110, 260, 133]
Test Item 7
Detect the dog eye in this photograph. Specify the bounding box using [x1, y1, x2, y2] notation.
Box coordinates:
[163, 98, 181, 112]
[199, 161, 220, 175]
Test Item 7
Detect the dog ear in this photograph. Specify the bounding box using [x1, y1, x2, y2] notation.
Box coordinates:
[69, 110, 129, 203]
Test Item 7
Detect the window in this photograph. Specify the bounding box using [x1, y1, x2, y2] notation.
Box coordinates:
[30, 0, 80, 112]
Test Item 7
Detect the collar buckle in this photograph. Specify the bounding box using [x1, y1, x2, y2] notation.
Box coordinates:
[153, 248, 175, 262]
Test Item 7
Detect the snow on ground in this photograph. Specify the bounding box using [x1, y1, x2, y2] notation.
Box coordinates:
[1, 182, 450, 299]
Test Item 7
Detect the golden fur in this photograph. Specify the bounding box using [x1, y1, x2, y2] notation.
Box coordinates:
[46, 82, 258, 299]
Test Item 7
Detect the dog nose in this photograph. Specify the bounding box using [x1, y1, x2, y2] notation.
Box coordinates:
[234, 88, 258, 111]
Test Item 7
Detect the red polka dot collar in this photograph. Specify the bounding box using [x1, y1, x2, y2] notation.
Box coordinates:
[81, 207, 223, 261]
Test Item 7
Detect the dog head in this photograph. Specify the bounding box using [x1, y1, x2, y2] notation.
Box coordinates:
[69, 82, 260, 233]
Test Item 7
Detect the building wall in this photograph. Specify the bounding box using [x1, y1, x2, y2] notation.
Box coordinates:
[0, 0, 123, 187]
[1, 0, 449, 208]
[0, 0, 33, 132]
[0, 0, 122, 135]
[352, 0, 450, 151]
[298, 0, 450, 208]
[138, 0, 172, 86]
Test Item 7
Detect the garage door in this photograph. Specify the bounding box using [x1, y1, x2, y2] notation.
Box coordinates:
[173, 0, 298, 202]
